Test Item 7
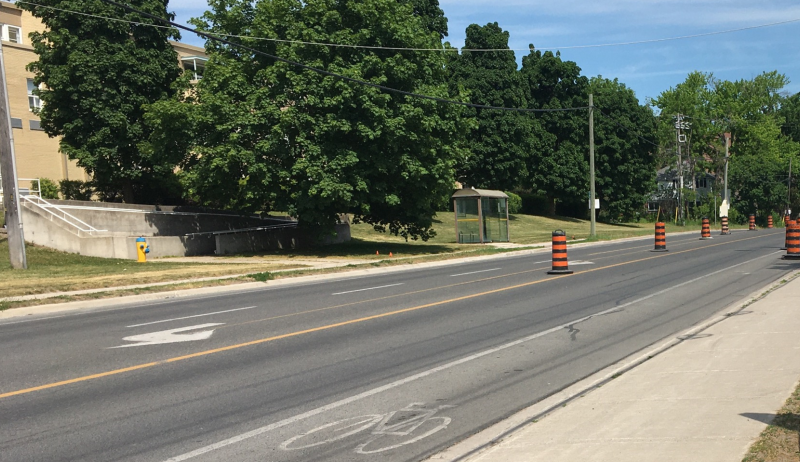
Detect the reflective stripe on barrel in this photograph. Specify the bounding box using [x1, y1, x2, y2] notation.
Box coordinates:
[720, 216, 729, 235]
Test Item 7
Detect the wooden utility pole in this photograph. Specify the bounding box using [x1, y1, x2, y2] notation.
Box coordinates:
[676, 114, 683, 226]
[589, 94, 596, 238]
[0, 41, 28, 269]
[789, 157, 793, 218]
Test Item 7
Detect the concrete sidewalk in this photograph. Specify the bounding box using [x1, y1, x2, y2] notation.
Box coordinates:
[431, 270, 800, 462]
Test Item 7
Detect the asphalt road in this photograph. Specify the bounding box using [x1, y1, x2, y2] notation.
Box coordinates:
[0, 228, 796, 462]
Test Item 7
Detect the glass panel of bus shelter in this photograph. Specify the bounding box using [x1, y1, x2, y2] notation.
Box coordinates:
[480, 197, 509, 243]
[455, 198, 480, 243]
[497, 198, 508, 241]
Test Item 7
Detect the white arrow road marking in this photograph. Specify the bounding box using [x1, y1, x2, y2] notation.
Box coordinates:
[110, 323, 224, 349]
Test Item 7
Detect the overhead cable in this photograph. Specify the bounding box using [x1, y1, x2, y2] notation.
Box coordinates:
[37, 0, 586, 114]
[16, 1, 800, 53]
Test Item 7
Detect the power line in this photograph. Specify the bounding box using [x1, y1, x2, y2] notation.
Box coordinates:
[16, 0, 800, 53]
[27, 0, 587, 114]
[16, 0, 176, 30]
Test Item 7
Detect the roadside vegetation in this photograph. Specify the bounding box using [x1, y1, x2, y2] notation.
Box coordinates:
[742, 382, 800, 462]
[0, 237, 304, 298]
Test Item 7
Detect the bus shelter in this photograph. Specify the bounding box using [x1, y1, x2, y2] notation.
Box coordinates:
[452, 188, 510, 244]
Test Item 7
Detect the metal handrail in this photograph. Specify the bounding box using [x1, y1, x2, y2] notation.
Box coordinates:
[0, 177, 41, 198]
[20, 195, 107, 235]
[184, 222, 298, 238]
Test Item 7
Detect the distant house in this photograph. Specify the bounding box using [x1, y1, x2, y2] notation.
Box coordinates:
[647, 166, 717, 213]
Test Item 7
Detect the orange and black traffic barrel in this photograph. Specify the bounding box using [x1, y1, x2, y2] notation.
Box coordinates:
[767, 215, 774, 229]
[547, 230, 573, 274]
[651, 222, 668, 252]
[720, 216, 730, 235]
[748, 214, 756, 231]
[700, 217, 712, 240]
[783, 222, 800, 260]
[783, 220, 796, 251]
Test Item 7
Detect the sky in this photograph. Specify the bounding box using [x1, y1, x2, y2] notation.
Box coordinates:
[167, 0, 800, 106]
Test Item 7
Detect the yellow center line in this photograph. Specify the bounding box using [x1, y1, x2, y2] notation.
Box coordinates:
[0, 231, 775, 400]
[221, 231, 751, 330]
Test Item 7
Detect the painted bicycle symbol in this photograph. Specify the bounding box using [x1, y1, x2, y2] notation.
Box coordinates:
[280, 402, 454, 454]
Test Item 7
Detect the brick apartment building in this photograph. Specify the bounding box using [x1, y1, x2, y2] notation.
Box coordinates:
[0, 0, 206, 188]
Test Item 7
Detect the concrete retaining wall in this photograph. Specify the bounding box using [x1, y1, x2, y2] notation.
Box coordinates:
[214, 224, 351, 255]
[39, 199, 289, 236]
[20, 201, 350, 260]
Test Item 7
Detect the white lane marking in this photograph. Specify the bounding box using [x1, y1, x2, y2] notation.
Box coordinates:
[569, 261, 595, 266]
[533, 260, 550, 264]
[164, 250, 781, 461]
[450, 268, 501, 277]
[332, 283, 404, 295]
[126, 306, 257, 328]
[110, 323, 224, 348]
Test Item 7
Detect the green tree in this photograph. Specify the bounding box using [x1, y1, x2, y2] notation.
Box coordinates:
[711, 72, 798, 218]
[520, 48, 587, 215]
[590, 76, 658, 221]
[778, 92, 800, 214]
[37, 178, 60, 199]
[399, 0, 448, 40]
[448, 23, 532, 191]
[173, 0, 465, 239]
[780, 92, 800, 143]
[651, 72, 720, 197]
[20, 0, 184, 204]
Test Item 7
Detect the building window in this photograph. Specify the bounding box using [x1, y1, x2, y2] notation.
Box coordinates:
[27, 79, 42, 112]
[2, 25, 22, 44]
[180, 56, 207, 81]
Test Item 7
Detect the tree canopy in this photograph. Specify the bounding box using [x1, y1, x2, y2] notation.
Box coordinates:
[590, 77, 658, 221]
[162, 0, 466, 239]
[20, 0, 183, 204]
[447, 22, 532, 191]
[399, 0, 448, 40]
[520, 49, 588, 215]
[653, 71, 799, 220]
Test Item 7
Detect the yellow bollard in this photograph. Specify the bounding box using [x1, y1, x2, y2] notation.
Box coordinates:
[136, 237, 150, 263]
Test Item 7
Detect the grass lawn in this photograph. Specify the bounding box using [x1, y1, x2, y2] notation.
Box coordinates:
[347, 212, 739, 250]
[0, 237, 304, 298]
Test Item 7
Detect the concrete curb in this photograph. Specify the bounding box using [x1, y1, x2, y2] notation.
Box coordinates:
[425, 268, 800, 462]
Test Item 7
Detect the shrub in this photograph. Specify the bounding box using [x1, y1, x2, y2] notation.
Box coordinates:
[59, 180, 93, 201]
[37, 178, 60, 199]
[505, 192, 522, 214]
